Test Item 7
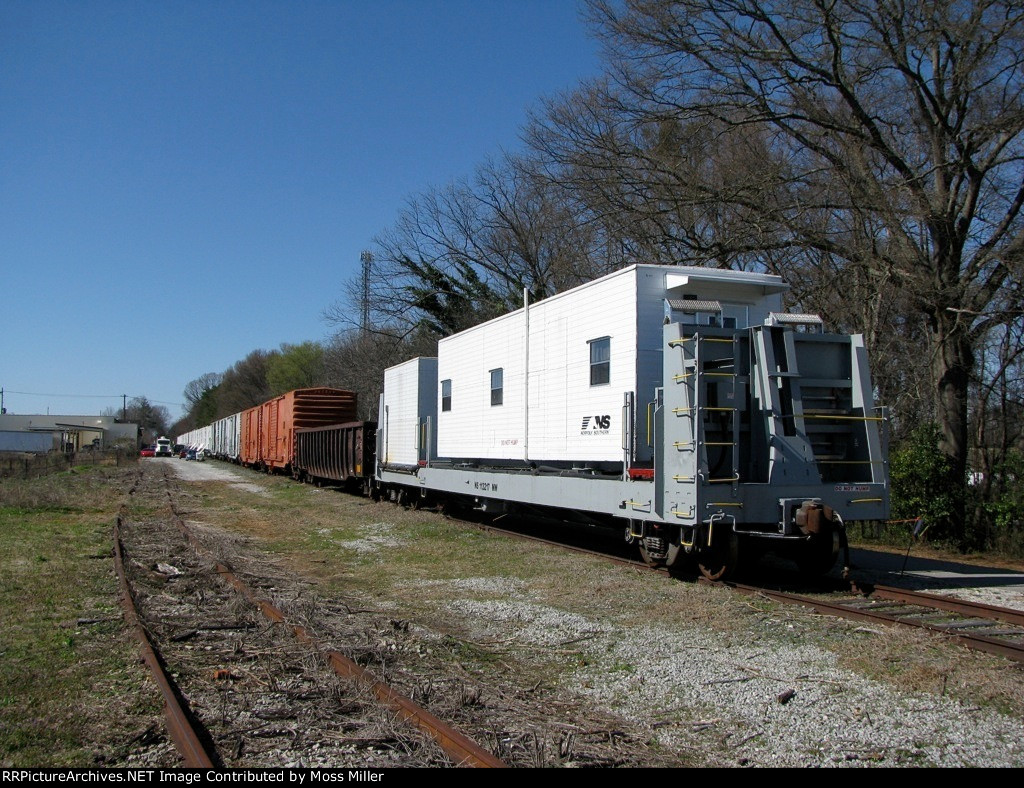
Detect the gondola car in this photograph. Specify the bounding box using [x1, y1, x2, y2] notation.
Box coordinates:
[240, 387, 357, 473]
[293, 420, 376, 493]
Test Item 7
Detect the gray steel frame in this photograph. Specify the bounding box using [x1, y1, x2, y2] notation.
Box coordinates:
[376, 321, 889, 540]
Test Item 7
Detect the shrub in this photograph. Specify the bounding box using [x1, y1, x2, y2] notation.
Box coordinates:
[971, 450, 1024, 557]
[889, 425, 960, 545]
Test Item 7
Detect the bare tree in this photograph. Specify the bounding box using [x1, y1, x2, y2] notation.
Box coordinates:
[530, 0, 1024, 539]
[528, 83, 790, 269]
[325, 153, 603, 340]
[322, 329, 438, 420]
[183, 372, 221, 410]
[215, 349, 275, 418]
[971, 313, 1024, 544]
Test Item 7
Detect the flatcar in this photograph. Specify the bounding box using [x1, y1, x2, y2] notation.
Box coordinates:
[375, 264, 889, 578]
[180, 264, 889, 579]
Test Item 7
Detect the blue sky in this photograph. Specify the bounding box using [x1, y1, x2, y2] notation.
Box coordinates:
[0, 0, 601, 421]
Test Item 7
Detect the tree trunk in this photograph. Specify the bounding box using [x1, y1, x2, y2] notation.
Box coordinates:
[930, 310, 972, 546]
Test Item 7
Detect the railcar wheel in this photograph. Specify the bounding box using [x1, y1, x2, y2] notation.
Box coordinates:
[698, 530, 740, 582]
[638, 540, 665, 567]
[638, 539, 685, 569]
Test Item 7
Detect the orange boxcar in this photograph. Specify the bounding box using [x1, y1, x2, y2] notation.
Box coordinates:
[239, 388, 358, 471]
[240, 404, 263, 468]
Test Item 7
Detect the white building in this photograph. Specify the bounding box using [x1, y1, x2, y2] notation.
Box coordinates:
[436, 264, 786, 465]
[0, 414, 139, 452]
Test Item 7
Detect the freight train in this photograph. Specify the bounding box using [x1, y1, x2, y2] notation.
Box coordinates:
[179, 264, 889, 579]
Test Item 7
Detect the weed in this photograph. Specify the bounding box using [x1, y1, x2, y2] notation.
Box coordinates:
[0, 467, 160, 765]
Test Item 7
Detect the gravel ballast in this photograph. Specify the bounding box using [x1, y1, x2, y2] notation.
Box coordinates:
[448, 594, 1023, 767]
[164, 458, 1024, 768]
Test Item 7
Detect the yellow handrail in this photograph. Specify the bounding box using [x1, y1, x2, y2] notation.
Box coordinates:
[780, 413, 885, 422]
[672, 372, 735, 381]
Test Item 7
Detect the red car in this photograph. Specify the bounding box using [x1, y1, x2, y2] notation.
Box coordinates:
[140, 446, 155, 457]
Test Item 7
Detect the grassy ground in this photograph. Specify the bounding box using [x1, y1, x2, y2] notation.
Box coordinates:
[4, 462, 1023, 766]
[175, 469, 1024, 723]
[0, 466, 161, 766]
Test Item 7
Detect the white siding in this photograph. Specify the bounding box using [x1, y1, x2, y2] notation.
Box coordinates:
[382, 358, 438, 466]
[526, 271, 639, 462]
[435, 265, 789, 466]
[211, 413, 240, 459]
[438, 268, 641, 463]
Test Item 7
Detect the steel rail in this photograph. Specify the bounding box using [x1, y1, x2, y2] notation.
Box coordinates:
[474, 510, 1024, 664]
[868, 584, 1024, 628]
[112, 515, 217, 768]
[212, 564, 505, 768]
[159, 473, 505, 768]
[724, 581, 1024, 664]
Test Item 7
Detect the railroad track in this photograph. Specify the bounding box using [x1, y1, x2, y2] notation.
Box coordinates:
[115, 466, 505, 768]
[725, 581, 1024, 664]
[126, 456, 1022, 769]
[113, 512, 216, 767]
[468, 513, 1024, 664]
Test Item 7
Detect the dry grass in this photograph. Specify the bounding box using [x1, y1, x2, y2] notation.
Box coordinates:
[11, 461, 1021, 766]
[831, 620, 1024, 717]
[0, 466, 166, 767]
[172, 464, 1024, 724]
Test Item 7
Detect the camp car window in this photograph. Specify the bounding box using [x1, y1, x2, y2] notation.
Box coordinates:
[490, 368, 503, 406]
[441, 379, 452, 412]
[590, 337, 610, 386]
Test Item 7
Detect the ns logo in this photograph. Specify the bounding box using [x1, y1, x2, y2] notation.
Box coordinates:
[581, 415, 611, 433]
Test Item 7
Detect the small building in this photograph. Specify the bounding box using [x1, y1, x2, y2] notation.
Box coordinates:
[435, 263, 786, 465]
[0, 414, 139, 453]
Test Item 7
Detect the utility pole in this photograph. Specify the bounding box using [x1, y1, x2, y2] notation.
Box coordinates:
[1, 387, 5, 414]
[122, 394, 127, 422]
[360, 250, 373, 335]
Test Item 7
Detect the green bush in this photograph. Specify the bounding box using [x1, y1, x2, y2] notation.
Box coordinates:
[889, 425, 960, 544]
[971, 450, 1024, 557]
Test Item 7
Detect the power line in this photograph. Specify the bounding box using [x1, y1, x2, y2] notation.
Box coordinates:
[4, 389, 121, 398]
[2, 390, 184, 407]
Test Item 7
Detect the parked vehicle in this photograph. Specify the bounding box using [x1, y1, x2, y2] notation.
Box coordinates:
[155, 437, 174, 457]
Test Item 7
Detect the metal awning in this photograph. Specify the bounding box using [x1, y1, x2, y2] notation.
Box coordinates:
[766, 312, 824, 328]
[666, 298, 723, 313]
